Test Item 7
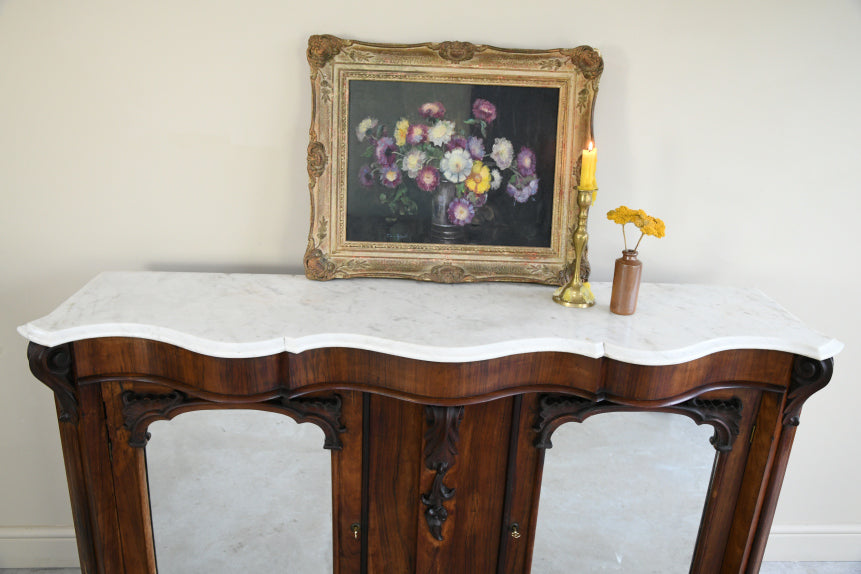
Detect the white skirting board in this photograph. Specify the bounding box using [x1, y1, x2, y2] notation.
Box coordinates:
[0, 527, 78, 568]
[1, 525, 859, 567]
[763, 525, 861, 562]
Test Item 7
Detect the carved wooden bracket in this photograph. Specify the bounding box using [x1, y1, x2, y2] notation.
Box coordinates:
[783, 356, 834, 427]
[420, 405, 464, 541]
[121, 389, 346, 450]
[27, 342, 78, 424]
[533, 393, 744, 452]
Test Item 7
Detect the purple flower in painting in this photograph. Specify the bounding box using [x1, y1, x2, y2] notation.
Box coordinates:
[472, 98, 497, 123]
[358, 164, 374, 187]
[405, 123, 428, 145]
[375, 137, 397, 166]
[416, 165, 440, 192]
[379, 165, 402, 188]
[526, 177, 539, 197]
[447, 197, 475, 226]
[446, 135, 468, 152]
[516, 147, 537, 176]
[507, 181, 532, 203]
[469, 191, 488, 208]
[419, 101, 446, 119]
[467, 136, 485, 160]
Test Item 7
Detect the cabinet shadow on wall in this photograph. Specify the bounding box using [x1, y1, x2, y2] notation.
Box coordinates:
[146, 410, 333, 573]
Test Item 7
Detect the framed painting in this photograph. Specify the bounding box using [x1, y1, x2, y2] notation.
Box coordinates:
[304, 35, 603, 284]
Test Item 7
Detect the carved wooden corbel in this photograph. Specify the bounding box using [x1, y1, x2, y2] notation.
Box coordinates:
[120, 389, 346, 450]
[533, 393, 743, 452]
[783, 356, 834, 427]
[122, 390, 188, 447]
[276, 393, 346, 450]
[420, 405, 464, 541]
[27, 342, 78, 423]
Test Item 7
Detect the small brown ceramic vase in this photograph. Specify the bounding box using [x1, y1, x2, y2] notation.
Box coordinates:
[610, 250, 642, 315]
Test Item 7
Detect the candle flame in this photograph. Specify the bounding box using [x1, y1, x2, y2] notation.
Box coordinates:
[587, 141, 594, 151]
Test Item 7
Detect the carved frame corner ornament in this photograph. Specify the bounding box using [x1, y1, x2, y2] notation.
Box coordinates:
[304, 35, 602, 285]
[27, 342, 79, 424]
[533, 393, 744, 452]
[307, 34, 349, 76]
[120, 389, 346, 450]
[563, 45, 604, 80]
[783, 356, 834, 427]
[421, 406, 464, 541]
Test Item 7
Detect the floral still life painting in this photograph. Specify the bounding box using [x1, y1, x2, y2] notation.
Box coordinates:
[304, 35, 602, 284]
[347, 81, 558, 247]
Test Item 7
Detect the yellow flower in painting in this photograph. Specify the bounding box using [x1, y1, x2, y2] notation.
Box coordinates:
[464, 161, 491, 195]
[607, 205, 665, 251]
[394, 118, 409, 147]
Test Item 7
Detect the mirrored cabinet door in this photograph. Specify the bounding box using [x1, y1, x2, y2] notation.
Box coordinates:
[146, 410, 333, 573]
[532, 412, 716, 573]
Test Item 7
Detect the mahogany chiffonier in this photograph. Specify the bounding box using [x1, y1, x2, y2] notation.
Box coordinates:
[19, 272, 842, 573]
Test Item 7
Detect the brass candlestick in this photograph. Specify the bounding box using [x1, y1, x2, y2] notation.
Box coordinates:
[553, 187, 596, 308]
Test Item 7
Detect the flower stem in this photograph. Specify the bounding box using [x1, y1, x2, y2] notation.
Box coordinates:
[634, 231, 645, 251]
[622, 224, 628, 251]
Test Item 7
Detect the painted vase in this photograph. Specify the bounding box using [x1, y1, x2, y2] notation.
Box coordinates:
[610, 249, 642, 315]
[429, 182, 466, 244]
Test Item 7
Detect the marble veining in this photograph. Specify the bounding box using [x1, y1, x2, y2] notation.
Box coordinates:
[17, 272, 842, 366]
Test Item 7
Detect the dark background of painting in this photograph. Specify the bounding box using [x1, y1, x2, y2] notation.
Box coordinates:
[346, 80, 560, 247]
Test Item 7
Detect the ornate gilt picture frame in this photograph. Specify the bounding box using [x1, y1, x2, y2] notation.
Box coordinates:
[304, 35, 602, 284]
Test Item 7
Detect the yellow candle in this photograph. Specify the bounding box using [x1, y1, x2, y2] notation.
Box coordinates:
[579, 141, 597, 191]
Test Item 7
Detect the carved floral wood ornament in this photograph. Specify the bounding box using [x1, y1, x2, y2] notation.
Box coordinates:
[304, 35, 602, 284]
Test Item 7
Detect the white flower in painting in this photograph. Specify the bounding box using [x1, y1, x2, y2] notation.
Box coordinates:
[427, 120, 455, 147]
[440, 148, 474, 183]
[356, 117, 378, 142]
[402, 149, 427, 178]
[490, 137, 514, 170]
[490, 169, 502, 190]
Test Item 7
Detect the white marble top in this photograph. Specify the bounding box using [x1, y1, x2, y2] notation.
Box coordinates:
[17, 272, 842, 366]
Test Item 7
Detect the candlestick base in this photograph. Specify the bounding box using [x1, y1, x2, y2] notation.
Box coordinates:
[553, 281, 596, 308]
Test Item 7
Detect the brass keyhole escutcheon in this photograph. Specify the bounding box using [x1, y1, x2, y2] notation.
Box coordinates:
[510, 523, 521, 539]
[351, 523, 360, 540]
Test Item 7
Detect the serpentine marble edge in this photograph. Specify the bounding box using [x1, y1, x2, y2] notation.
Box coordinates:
[18, 272, 843, 366]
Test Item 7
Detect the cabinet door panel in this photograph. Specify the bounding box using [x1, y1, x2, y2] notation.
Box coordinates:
[366, 394, 424, 572]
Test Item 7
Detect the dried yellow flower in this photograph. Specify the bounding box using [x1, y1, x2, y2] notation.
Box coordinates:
[639, 215, 666, 238]
[606, 206, 638, 225]
[607, 205, 665, 250]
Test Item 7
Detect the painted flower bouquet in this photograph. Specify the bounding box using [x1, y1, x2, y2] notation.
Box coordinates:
[355, 98, 541, 227]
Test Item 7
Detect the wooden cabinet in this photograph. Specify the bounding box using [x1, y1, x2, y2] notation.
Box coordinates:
[28, 340, 834, 573]
[20, 273, 840, 573]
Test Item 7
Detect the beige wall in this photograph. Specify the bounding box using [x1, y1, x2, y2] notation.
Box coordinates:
[1, 0, 859, 566]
